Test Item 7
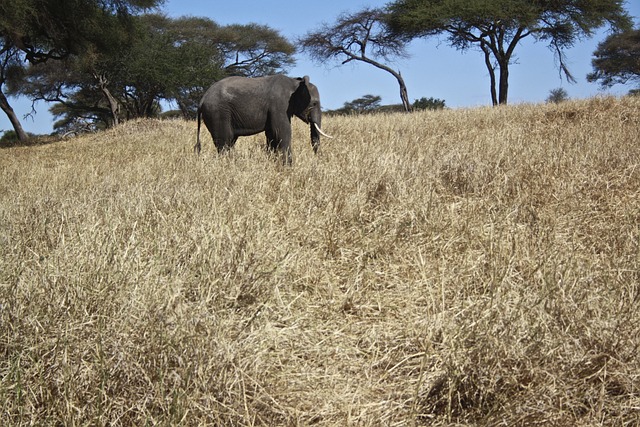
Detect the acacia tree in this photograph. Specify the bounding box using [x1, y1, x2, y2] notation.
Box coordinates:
[386, 0, 633, 106]
[587, 28, 640, 91]
[7, 11, 138, 130]
[299, 8, 411, 112]
[0, 0, 162, 139]
[344, 95, 383, 113]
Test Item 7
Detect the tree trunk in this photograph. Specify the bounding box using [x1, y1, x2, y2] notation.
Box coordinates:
[481, 42, 498, 106]
[359, 57, 411, 112]
[0, 90, 29, 141]
[479, 25, 525, 107]
[94, 74, 120, 127]
[498, 60, 509, 105]
[398, 74, 411, 112]
[388, 68, 411, 112]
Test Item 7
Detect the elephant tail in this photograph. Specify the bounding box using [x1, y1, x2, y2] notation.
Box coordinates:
[194, 107, 202, 155]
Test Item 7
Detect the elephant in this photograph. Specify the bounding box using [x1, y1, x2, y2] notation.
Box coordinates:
[194, 74, 332, 165]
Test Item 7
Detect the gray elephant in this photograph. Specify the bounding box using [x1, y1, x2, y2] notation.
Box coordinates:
[194, 74, 332, 164]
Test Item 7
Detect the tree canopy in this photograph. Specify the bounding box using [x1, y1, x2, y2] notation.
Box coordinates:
[386, 0, 633, 105]
[343, 95, 383, 113]
[0, 0, 161, 62]
[3, 9, 295, 136]
[587, 28, 640, 90]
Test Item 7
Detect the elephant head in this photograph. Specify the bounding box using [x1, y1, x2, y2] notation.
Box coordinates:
[290, 76, 333, 153]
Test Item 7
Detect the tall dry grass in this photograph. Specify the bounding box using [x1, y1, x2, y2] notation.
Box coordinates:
[1, 96, 639, 426]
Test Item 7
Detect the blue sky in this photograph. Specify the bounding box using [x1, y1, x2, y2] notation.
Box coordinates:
[2, 0, 639, 135]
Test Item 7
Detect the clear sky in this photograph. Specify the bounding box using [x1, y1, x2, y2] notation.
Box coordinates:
[2, 0, 639, 135]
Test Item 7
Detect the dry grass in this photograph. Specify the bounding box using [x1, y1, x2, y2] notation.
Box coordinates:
[1, 96, 639, 426]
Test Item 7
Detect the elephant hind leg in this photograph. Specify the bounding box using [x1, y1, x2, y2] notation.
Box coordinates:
[203, 115, 236, 154]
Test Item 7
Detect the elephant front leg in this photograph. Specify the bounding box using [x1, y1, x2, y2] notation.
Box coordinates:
[265, 131, 292, 165]
[280, 141, 292, 165]
[215, 136, 237, 153]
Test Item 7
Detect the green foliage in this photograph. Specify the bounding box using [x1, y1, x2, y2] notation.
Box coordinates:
[0, 130, 20, 144]
[588, 28, 640, 88]
[118, 16, 294, 118]
[0, 0, 162, 62]
[413, 96, 446, 110]
[160, 16, 227, 117]
[0, 0, 163, 138]
[1, 1, 295, 133]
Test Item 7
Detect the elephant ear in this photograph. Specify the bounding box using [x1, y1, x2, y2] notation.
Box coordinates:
[295, 76, 310, 89]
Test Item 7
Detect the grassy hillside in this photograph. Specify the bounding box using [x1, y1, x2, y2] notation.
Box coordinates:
[1, 96, 639, 426]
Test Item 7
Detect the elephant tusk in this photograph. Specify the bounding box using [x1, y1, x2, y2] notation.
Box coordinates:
[314, 122, 334, 139]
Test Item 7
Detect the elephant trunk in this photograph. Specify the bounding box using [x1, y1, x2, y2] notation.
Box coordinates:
[310, 122, 320, 154]
[309, 113, 333, 154]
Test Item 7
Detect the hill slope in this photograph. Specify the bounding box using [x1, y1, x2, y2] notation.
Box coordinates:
[1, 97, 639, 425]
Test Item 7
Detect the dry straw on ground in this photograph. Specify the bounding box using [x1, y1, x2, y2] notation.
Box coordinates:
[1, 96, 639, 426]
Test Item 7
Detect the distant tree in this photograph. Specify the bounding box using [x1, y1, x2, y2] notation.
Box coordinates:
[300, 8, 412, 112]
[587, 28, 640, 91]
[122, 17, 294, 118]
[546, 88, 569, 104]
[117, 18, 294, 119]
[413, 96, 445, 110]
[386, 0, 633, 106]
[344, 95, 383, 113]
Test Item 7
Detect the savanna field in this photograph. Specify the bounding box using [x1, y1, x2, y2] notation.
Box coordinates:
[1, 96, 639, 426]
